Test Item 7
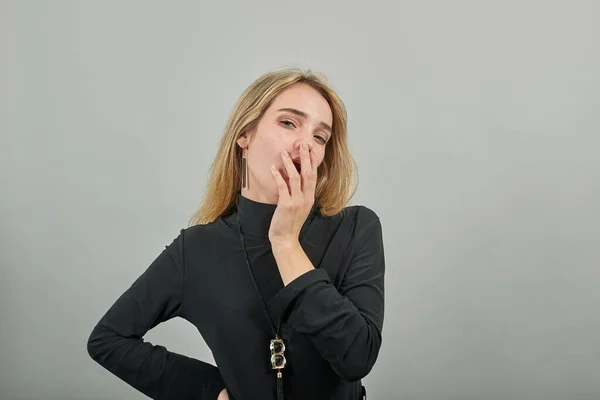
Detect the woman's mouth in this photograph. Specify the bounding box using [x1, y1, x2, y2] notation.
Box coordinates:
[280, 159, 302, 179]
[292, 159, 302, 173]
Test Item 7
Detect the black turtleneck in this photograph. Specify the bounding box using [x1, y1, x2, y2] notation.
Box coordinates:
[87, 194, 385, 400]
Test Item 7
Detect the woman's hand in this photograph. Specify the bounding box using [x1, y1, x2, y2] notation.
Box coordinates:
[217, 388, 230, 400]
[268, 143, 318, 248]
[268, 143, 319, 286]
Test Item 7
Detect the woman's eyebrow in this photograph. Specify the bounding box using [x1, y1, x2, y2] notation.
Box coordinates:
[277, 107, 332, 134]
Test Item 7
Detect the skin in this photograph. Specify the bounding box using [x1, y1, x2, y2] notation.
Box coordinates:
[218, 83, 333, 400]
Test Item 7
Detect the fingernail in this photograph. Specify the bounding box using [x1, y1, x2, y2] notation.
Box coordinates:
[281, 151, 288, 157]
[302, 143, 307, 150]
[270, 165, 276, 172]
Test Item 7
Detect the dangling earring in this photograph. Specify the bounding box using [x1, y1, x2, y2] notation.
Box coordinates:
[242, 148, 248, 189]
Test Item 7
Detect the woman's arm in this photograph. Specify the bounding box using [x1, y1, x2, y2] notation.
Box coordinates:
[87, 230, 226, 400]
[269, 207, 385, 382]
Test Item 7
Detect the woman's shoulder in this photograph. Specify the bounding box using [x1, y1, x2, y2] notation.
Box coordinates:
[168, 217, 235, 250]
[320, 202, 381, 227]
[312, 203, 382, 247]
[343, 203, 380, 222]
[183, 216, 232, 237]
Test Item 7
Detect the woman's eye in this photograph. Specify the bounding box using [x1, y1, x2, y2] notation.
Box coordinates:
[281, 120, 296, 128]
[315, 135, 327, 144]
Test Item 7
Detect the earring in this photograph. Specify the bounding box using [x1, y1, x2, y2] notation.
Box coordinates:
[242, 148, 248, 189]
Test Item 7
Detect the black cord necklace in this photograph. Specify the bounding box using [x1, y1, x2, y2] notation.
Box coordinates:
[235, 196, 317, 400]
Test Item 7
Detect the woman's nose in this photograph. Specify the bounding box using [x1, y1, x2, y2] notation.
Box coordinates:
[295, 141, 314, 152]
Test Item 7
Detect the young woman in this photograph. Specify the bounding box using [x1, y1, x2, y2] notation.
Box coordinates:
[87, 68, 386, 400]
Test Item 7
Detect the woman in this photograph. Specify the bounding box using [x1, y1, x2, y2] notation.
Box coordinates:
[87, 68, 385, 400]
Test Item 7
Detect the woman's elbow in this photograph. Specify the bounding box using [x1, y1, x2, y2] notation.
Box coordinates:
[86, 324, 110, 362]
[335, 330, 382, 381]
[334, 357, 378, 382]
[335, 344, 382, 381]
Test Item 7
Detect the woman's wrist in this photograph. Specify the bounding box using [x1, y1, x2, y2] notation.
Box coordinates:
[217, 388, 229, 400]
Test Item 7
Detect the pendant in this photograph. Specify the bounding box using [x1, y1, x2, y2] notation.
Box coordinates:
[270, 337, 286, 369]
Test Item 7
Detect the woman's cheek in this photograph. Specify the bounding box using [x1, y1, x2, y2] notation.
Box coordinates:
[315, 150, 325, 167]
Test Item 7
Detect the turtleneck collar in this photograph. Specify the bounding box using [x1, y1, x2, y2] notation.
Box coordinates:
[234, 192, 320, 243]
[236, 193, 277, 238]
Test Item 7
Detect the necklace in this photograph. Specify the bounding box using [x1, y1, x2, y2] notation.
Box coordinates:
[235, 197, 316, 400]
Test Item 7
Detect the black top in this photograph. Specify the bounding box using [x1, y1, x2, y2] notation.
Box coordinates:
[87, 194, 385, 400]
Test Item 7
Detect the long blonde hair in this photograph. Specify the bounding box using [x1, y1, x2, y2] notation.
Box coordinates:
[189, 67, 358, 226]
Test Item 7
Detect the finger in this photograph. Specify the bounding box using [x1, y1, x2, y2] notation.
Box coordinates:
[271, 164, 291, 200]
[309, 147, 318, 190]
[311, 147, 319, 176]
[299, 143, 313, 192]
[301, 148, 317, 199]
[281, 151, 301, 196]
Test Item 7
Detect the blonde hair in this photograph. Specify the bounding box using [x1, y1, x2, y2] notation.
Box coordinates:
[189, 67, 358, 226]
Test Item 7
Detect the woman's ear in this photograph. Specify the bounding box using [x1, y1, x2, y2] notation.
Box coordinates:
[236, 132, 252, 149]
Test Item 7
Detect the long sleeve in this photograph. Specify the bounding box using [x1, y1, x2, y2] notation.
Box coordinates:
[87, 229, 226, 400]
[268, 207, 385, 382]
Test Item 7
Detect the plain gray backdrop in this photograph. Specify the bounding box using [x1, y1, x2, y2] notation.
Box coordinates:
[2, 1, 599, 399]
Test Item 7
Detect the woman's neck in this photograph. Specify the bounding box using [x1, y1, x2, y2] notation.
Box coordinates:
[240, 186, 278, 205]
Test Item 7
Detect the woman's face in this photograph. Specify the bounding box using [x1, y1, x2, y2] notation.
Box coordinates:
[237, 83, 333, 204]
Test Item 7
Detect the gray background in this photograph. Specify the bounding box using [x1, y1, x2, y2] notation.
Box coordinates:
[2, 1, 599, 399]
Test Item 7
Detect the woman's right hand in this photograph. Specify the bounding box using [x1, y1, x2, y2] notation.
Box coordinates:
[217, 388, 230, 400]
